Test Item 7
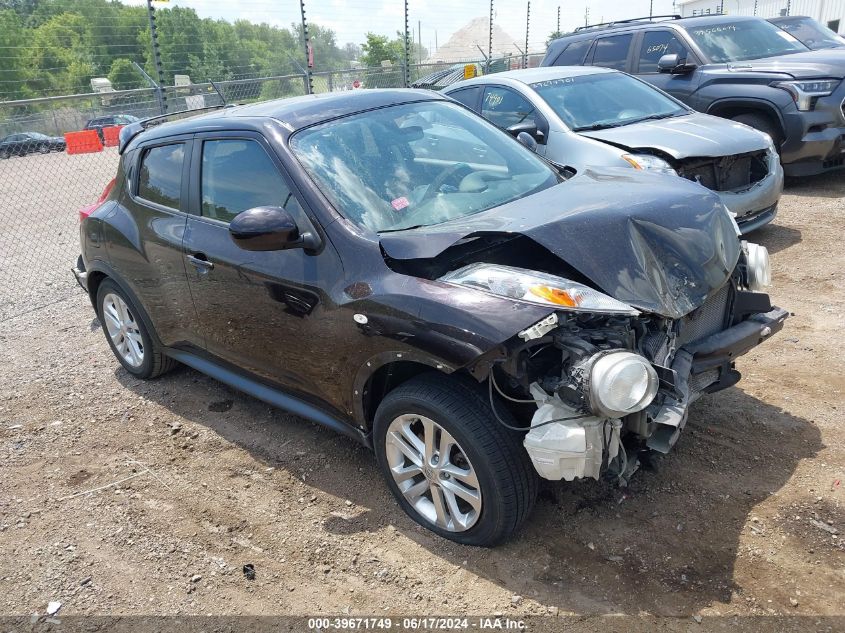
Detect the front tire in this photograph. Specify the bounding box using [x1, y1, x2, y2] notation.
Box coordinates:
[374, 373, 538, 546]
[731, 112, 784, 149]
[96, 279, 176, 379]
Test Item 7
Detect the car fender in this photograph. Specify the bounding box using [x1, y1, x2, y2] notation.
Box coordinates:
[82, 258, 164, 348]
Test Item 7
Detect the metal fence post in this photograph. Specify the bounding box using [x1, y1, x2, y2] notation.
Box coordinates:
[488, 0, 494, 73]
[524, 1, 530, 69]
[299, 0, 314, 94]
[403, 0, 411, 88]
[146, 0, 167, 113]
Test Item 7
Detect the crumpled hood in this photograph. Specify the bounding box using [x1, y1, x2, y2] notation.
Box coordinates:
[380, 169, 741, 319]
[722, 49, 845, 79]
[579, 112, 770, 160]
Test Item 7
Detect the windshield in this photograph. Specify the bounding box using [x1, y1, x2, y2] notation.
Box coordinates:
[772, 17, 845, 50]
[686, 19, 809, 62]
[290, 101, 558, 233]
[28, 132, 50, 139]
[532, 73, 687, 131]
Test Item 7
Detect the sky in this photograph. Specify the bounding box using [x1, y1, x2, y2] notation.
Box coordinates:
[127, 0, 681, 53]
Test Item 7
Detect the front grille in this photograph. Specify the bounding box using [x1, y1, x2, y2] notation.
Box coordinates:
[677, 150, 769, 192]
[676, 284, 731, 347]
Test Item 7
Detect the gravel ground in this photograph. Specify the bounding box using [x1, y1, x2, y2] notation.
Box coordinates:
[0, 161, 843, 624]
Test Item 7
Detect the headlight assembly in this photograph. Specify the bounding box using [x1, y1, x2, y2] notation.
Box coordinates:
[586, 351, 658, 418]
[439, 263, 638, 315]
[621, 153, 678, 176]
[743, 241, 771, 291]
[774, 79, 840, 111]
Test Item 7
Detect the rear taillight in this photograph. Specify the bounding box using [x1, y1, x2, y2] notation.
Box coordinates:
[79, 177, 116, 222]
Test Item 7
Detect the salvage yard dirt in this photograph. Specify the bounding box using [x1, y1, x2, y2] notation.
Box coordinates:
[1, 172, 843, 623]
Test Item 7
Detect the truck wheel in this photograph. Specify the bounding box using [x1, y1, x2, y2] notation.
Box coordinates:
[96, 278, 177, 379]
[373, 372, 538, 546]
[732, 113, 784, 149]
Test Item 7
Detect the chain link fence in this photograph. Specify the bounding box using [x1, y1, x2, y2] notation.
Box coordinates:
[1, 58, 534, 321]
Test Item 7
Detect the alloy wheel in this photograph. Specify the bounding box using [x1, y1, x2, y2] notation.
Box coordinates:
[385, 414, 482, 532]
[102, 293, 144, 368]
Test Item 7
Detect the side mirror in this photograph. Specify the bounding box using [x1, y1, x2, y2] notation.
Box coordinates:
[506, 120, 544, 143]
[657, 52, 696, 74]
[229, 206, 309, 251]
[516, 131, 538, 153]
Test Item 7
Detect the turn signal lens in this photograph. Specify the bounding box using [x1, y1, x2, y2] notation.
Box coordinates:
[528, 285, 579, 307]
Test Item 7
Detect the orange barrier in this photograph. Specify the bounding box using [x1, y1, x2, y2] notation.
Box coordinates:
[64, 130, 103, 155]
[101, 125, 123, 147]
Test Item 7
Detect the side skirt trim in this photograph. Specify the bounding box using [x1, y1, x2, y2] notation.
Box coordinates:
[165, 348, 372, 449]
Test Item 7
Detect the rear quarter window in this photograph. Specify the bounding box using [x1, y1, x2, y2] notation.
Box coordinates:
[590, 33, 634, 70]
[552, 38, 592, 65]
[137, 144, 185, 210]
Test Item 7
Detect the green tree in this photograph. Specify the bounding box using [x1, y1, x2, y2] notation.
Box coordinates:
[107, 58, 142, 90]
[0, 9, 28, 98]
[547, 30, 564, 45]
[360, 33, 404, 67]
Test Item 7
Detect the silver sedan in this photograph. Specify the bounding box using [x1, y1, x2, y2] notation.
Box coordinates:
[443, 66, 784, 233]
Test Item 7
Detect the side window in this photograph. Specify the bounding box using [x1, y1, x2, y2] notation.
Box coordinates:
[137, 144, 185, 210]
[447, 86, 481, 110]
[481, 87, 537, 130]
[553, 39, 592, 65]
[591, 33, 633, 70]
[201, 139, 298, 223]
[639, 31, 686, 73]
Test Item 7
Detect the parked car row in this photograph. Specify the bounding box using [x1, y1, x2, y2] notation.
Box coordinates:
[540, 14, 845, 178]
[74, 84, 787, 545]
[0, 114, 140, 160]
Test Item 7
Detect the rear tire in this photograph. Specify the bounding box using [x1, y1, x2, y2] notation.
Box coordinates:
[0, 150, 10, 159]
[96, 279, 177, 379]
[731, 112, 784, 150]
[373, 372, 538, 546]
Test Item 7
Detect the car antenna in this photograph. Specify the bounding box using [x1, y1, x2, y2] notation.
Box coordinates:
[209, 80, 227, 106]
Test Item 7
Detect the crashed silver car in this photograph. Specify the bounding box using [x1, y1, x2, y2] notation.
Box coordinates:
[444, 66, 784, 233]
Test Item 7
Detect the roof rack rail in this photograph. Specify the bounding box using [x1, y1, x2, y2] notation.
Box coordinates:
[574, 14, 682, 32]
[117, 104, 232, 154]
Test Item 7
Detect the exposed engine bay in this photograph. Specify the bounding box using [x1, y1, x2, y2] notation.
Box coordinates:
[475, 242, 788, 485]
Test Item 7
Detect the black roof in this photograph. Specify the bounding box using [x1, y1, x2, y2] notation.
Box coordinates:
[132, 89, 445, 147]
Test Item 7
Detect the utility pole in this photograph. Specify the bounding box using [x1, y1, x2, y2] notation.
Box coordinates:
[146, 0, 166, 113]
[299, 0, 313, 94]
[418, 20, 422, 64]
[557, 6, 560, 33]
[524, 1, 530, 69]
[403, 0, 410, 87]
[650, 0, 653, 18]
[585, 6, 590, 27]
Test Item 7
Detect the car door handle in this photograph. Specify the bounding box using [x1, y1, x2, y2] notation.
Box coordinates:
[187, 254, 214, 271]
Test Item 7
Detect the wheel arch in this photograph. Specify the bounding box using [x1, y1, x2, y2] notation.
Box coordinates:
[706, 98, 786, 140]
[354, 353, 462, 431]
[85, 262, 163, 348]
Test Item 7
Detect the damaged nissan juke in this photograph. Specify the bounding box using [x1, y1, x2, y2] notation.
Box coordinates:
[74, 90, 788, 546]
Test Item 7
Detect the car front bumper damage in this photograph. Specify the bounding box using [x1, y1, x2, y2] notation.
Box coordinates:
[645, 305, 788, 453]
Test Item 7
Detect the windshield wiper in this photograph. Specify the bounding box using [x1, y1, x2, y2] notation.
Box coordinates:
[378, 224, 426, 233]
[572, 122, 626, 131]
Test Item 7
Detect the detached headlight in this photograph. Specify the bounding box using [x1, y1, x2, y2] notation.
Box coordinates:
[587, 351, 658, 418]
[774, 79, 840, 111]
[621, 153, 678, 176]
[742, 241, 771, 291]
[439, 263, 638, 314]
